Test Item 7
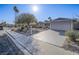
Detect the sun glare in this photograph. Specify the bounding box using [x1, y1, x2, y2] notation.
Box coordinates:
[32, 5, 38, 12]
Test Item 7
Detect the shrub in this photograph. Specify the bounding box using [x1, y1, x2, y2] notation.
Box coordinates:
[65, 31, 77, 42]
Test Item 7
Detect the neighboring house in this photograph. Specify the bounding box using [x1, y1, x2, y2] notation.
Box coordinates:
[6, 24, 14, 28]
[50, 18, 76, 31]
[0, 24, 3, 30]
[0, 25, 3, 30]
[37, 21, 46, 28]
[37, 21, 50, 29]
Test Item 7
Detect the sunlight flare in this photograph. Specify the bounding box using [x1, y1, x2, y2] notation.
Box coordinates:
[32, 5, 38, 12]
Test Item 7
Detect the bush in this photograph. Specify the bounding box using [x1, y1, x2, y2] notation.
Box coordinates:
[65, 31, 77, 42]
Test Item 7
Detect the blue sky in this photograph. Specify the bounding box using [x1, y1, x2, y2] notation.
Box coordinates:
[0, 4, 79, 24]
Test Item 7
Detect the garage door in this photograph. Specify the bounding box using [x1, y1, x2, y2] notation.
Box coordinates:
[51, 21, 71, 31]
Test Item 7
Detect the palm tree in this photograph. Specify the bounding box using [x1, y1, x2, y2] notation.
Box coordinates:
[13, 6, 19, 26]
[48, 17, 52, 29]
[48, 17, 52, 20]
[13, 6, 19, 13]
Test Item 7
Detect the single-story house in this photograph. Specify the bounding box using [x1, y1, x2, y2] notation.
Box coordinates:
[0, 24, 3, 30]
[37, 21, 49, 28]
[50, 18, 76, 31]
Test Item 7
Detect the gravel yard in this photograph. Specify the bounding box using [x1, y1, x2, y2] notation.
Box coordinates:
[0, 32, 23, 55]
[16, 28, 43, 36]
[63, 42, 79, 54]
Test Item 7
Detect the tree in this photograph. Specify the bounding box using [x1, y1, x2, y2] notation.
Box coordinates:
[48, 17, 52, 21]
[13, 6, 19, 13]
[15, 13, 37, 28]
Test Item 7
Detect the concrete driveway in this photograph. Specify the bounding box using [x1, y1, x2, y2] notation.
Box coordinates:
[32, 29, 66, 47]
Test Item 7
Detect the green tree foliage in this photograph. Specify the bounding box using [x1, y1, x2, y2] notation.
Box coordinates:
[15, 13, 37, 27]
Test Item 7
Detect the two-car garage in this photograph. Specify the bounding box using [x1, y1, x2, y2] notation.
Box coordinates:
[50, 18, 73, 31]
